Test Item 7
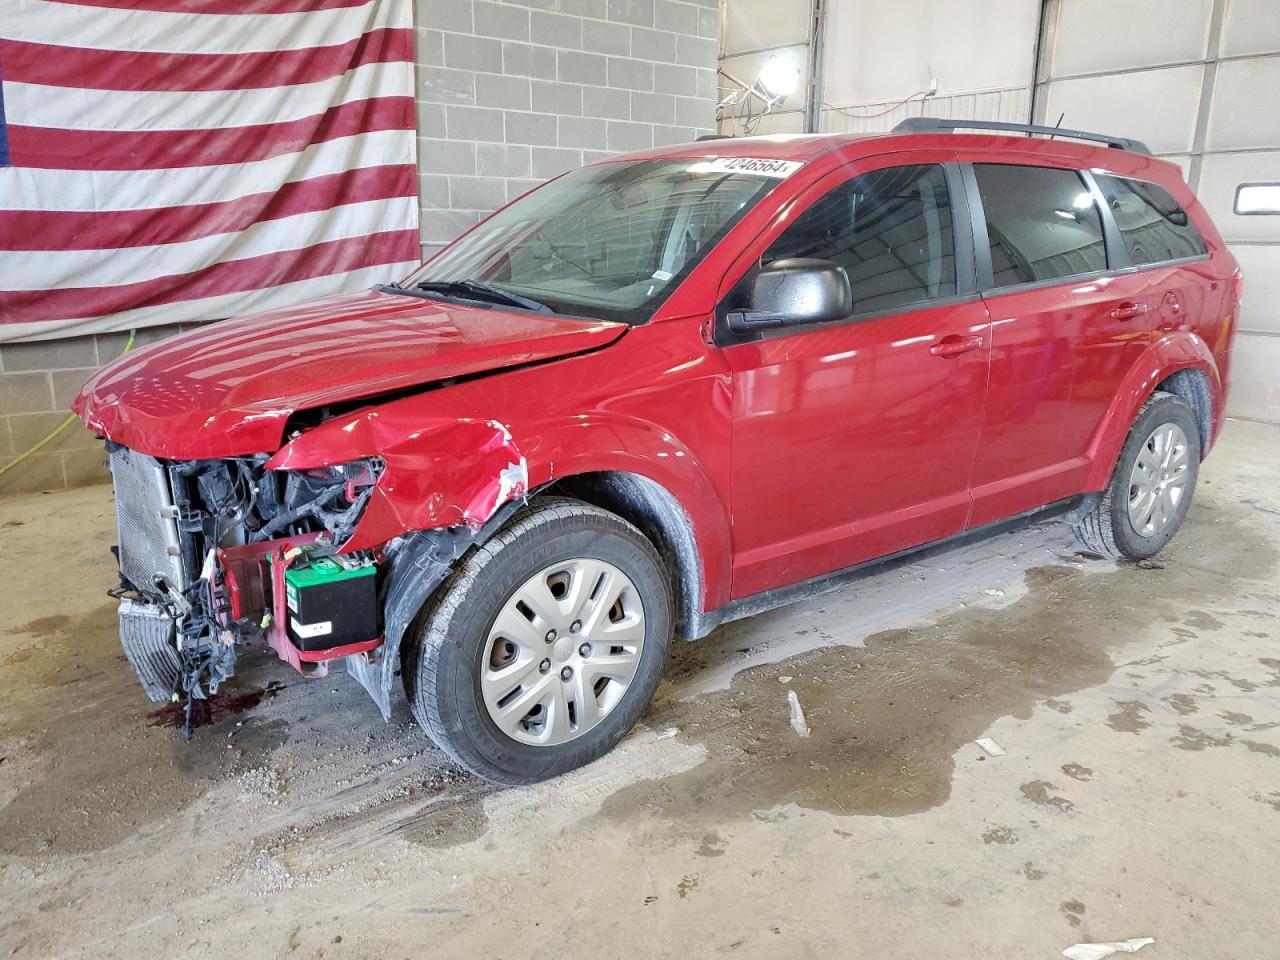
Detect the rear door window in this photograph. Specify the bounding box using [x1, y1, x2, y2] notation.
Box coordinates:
[1094, 174, 1206, 265]
[762, 164, 956, 316]
[972, 164, 1107, 288]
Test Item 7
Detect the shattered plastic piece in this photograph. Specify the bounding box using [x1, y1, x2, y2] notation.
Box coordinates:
[655, 726, 680, 740]
[778, 675, 793, 683]
[1062, 938, 1154, 960]
[787, 690, 810, 738]
[975, 737, 1006, 757]
[982, 587, 1006, 597]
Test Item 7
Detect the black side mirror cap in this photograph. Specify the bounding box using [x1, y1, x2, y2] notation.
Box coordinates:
[725, 258, 852, 334]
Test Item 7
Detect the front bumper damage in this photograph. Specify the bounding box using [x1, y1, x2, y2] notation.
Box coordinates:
[104, 429, 528, 735]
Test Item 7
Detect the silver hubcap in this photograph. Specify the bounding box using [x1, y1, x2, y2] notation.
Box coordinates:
[481, 558, 646, 747]
[1127, 422, 1190, 537]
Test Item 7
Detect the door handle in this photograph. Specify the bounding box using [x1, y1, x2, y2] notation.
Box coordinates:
[929, 334, 984, 358]
[1109, 302, 1148, 321]
[1163, 290, 1183, 314]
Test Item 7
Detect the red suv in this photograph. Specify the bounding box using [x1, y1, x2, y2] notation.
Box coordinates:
[76, 118, 1240, 783]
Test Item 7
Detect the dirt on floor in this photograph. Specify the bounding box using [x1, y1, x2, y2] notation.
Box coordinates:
[1, 420, 1278, 959]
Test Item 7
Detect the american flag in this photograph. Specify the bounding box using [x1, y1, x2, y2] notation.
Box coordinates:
[0, 0, 420, 342]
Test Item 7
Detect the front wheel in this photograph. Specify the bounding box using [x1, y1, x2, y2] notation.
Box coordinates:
[403, 498, 673, 784]
[1072, 390, 1201, 560]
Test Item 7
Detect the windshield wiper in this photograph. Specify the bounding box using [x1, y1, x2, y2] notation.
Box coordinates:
[411, 279, 554, 314]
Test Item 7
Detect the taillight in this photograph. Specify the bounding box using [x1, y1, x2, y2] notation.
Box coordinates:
[1232, 268, 1245, 307]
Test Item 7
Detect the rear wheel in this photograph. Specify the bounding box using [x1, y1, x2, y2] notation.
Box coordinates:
[1072, 390, 1201, 560]
[403, 498, 673, 784]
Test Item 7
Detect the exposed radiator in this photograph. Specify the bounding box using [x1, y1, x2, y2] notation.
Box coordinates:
[117, 598, 181, 701]
[108, 446, 187, 593]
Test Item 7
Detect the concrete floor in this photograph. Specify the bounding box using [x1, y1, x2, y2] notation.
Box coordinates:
[1, 420, 1278, 959]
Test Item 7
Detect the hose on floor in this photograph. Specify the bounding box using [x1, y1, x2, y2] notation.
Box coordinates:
[0, 329, 137, 480]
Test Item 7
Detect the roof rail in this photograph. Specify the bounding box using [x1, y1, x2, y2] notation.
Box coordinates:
[891, 117, 1151, 155]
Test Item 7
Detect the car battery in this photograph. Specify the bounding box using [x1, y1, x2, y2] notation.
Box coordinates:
[278, 553, 380, 651]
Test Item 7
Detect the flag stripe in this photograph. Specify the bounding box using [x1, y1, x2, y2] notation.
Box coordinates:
[0, 262, 417, 342]
[1, 130, 411, 212]
[0, 164, 415, 251]
[4, 60, 413, 132]
[0, 229, 420, 325]
[5, 196, 418, 290]
[45, 0, 373, 14]
[7, 198, 416, 290]
[7, 0, 403, 55]
[0, 28, 411, 93]
[6, 96, 414, 170]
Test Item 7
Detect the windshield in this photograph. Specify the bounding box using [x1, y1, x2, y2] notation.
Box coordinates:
[404, 159, 789, 324]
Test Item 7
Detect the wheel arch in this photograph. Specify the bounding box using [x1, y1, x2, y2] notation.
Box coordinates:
[546, 471, 711, 640]
[1155, 367, 1214, 451]
[1084, 334, 1223, 491]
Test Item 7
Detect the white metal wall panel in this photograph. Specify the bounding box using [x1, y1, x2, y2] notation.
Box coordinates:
[821, 0, 1038, 108]
[1228, 337, 1280, 419]
[1219, 0, 1280, 58]
[1040, 66, 1204, 154]
[1231, 246, 1280, 336]
[1198, 151, 1280, 243]
[1048, 0, 1211, 75]
[1206, 56, 1280, 151]
[820, 86, 1031, 135]
[723, 0, 809, 52]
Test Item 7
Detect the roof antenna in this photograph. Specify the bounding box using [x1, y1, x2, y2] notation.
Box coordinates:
[1048, 112, 1065, 140]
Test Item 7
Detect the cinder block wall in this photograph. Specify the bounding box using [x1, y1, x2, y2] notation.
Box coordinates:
[415, 0, 720, 256]
[0, 326, 184, 497]
[1, 0, 720, 498]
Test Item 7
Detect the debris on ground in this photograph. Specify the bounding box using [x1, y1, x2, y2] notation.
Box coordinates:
[983, 587, 1007, 597]
[778, 675, 793, 683]
[1062, 937, 1155, 959]
[787, 690, 811, 738]
[975, 737, 1006, 757]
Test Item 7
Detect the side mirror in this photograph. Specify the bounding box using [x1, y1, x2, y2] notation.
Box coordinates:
[726, 258, 852, 334]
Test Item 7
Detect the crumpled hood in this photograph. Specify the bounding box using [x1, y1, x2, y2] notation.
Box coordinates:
[74, 288, 626, 459]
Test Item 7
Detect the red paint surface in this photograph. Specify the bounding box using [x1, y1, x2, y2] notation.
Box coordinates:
[74, 290, 626, 458]
[76, 132, 1238, 620]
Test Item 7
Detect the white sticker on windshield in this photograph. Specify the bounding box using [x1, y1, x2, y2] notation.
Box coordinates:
[689, 157, 803, 178]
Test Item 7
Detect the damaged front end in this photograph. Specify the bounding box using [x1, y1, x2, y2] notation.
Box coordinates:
[108, 444, 387, 734]
[103, 402, 532, 736]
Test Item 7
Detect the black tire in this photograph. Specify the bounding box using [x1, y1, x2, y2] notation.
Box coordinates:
[1072, 390, 1201, 560]
[402, 498, 673, 784]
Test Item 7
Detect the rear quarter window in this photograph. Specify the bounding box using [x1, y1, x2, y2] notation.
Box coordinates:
[1094, 174, 1206, 266]
[972, 164, 1108, 288]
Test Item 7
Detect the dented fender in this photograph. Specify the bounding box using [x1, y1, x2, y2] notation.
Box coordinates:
[266, 413, 530, 552]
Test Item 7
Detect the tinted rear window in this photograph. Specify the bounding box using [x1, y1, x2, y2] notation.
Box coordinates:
[973, 164, 1107, 288]
[1094, 174, 1206, 266]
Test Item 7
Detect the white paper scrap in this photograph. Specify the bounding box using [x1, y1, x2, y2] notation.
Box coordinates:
[787, 690, 810, 738]
[1063, 937, 1155, 960]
